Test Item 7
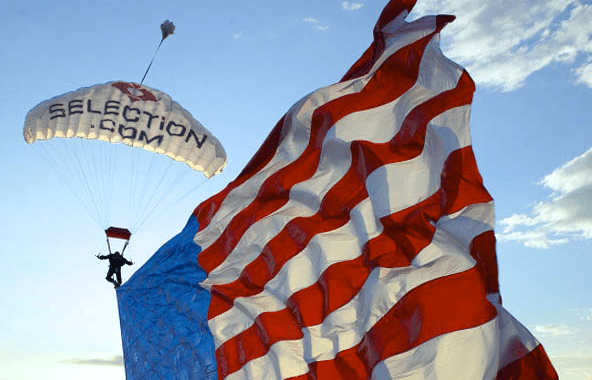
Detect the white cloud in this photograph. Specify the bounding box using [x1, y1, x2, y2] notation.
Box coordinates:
[64, 355, 123, 367]
[342, 2, 364, 11]
[573, 61, 592, 87]
[580, 308, 592, 322]
[304, 17, 328, 32]
[551, 354, 592, 380]
[533, 323, 574, 336]
[409, 0, 592, 91]
[232, 32, 243, 40]
[498, 147, 592, 248]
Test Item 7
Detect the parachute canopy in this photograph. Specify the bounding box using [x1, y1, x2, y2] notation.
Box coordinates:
[24, 81, 226, 178]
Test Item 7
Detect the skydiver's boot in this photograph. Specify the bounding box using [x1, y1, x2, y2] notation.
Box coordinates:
[106, 276, 118, 288]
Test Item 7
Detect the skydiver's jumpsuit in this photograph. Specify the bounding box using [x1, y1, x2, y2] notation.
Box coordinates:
[98, 253, 133, 288]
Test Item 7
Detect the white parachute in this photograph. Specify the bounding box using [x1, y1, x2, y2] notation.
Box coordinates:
[23, 81, 226, 244]
[24, 81, 226, 177]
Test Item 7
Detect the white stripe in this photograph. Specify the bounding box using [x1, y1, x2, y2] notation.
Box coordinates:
[200, 124, 354, 289]
[372, 318, 500, 380]
[434, 200, 495, 250]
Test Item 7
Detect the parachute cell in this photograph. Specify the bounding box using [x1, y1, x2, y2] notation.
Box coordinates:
[24, 81, 226, 178]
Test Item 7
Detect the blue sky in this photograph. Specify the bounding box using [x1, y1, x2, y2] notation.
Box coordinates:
[1, 1, 591, 379]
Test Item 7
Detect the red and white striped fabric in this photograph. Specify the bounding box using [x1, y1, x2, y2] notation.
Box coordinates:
[192, 1, 559, 379]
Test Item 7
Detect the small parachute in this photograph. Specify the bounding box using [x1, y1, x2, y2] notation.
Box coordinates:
[160, 20, 175, 40]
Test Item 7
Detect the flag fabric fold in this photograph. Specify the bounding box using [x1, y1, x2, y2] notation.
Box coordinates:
[189, 1, 559, 379]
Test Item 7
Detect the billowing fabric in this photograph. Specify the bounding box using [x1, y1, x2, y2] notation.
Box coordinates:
[189, 1, 559, 379]
[117, 215, 217, 380]
[24, 81, 226, 178]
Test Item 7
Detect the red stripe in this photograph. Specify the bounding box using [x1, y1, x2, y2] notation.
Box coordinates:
[496, 344, 559, 380]
[199, 32, 440, 274]
[216, 267, 497, 379]
[440, 145, 491, 215]
[208, 70, 476, 319]
[470, 230, 500, 295]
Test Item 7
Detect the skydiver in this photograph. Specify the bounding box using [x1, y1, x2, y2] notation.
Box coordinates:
[97, 250, 133, 289]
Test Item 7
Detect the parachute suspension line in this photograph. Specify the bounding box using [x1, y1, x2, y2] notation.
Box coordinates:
[134, 159, 207, 232]
[128, 147, 155, 231]
[131, 149, 176, 231]
[75, 138, 112, 229]
[36, 139, 106, 229]
[87, 138, 112, 228]
[127, 142, 143, 232]
[132, 157, 179, 231]
[104, 140, 116, 227]
[125, 141, 167, 234]
[140, 20, 175, 84]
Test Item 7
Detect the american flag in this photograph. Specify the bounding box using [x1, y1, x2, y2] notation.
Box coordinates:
[191, 1, 559, 379]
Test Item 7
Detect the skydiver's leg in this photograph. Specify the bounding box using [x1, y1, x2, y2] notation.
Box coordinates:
[115, 268, 122, 286]
[106, 267, 117, 285]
